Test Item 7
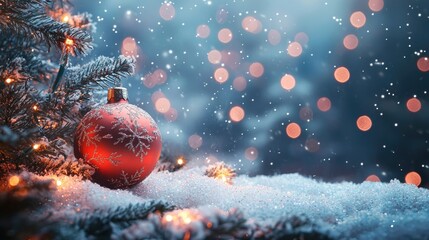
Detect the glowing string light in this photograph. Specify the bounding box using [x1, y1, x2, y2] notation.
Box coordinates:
[33, 143, 41, 150]
[9, 175, 20, 187]
[177, 157, 186, 166]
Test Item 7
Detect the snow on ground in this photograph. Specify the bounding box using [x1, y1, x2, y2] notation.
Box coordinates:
[53, 168, 429, 239]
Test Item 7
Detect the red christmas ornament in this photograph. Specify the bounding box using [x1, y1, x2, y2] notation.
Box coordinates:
[74, 87, 162, 189]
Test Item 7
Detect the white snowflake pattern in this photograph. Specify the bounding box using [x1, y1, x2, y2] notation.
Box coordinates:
[86, 151, 123, 166]
[113, 118, 155, 161]
[108, 167, 145, 188]
[76, 121, 105, 149]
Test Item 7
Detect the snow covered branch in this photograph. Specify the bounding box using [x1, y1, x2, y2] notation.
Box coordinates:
[65, 56, 135, 91]
[0, 0, 92, 55]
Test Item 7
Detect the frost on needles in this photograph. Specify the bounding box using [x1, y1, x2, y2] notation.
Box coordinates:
[0, 0, 135, 177]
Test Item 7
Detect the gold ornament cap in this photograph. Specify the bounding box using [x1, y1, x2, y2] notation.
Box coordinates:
[107, 87, 128, 103]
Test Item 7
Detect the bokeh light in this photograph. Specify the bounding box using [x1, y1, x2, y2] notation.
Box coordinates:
[299, 106, 313, 121]
[218, 28, 233, 44]
[155, 97, 171, 113]
[405, 171, 421, 187]
[188, 134, 203, 149]
[151, 90, 165, 103]
[159, 3, 175, 21]
[365, 175, 381, 182]
[214, 67, 229, 83]
[286, 122, 301, 139]
[242, 16, 262, 34]
[356, 115, 372, 131]
[245, 147, 258, 160]
[164, 107, 178, 122]
[280, 74, 296, 91]
[317, 97, 332, 112]
[121, 37, 138, 56]
[368, 0, 384, 12]
[406, 98, 421, 113]
[305, 138, 320, 152]
[208, 50, 222, 64]
[249, 62, 264, 78]
[343, 34, 359, 50]
[334, 66, 350, 83]
[294, 32, 309, 45]
[196, 24, 210, 38]
[229, 106, 245, 122]
[350, 11, 366, 28]
[268, 29, 281, 45]
[143, 69, 167, 88]
[232, 76, 247, 92]
[287, 41, 302, 57]
[417, 57, 429, 72]
[8, 175, 20, 186]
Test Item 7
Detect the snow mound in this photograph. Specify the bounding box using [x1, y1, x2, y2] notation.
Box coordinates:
[54, 169, 429, 239]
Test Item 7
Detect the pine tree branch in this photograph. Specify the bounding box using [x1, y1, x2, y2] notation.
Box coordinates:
[65, 56, 135, 91]
[0, 171, 54, 216]
[116, 208, 248, 239]
[0, 84, 36, 130]
[0, 171, 56, 240]
[75, 201, 176, 238]
[38, 157, 94, 179]
[0, 0, 92, 55]
[245, 215, 333, 239]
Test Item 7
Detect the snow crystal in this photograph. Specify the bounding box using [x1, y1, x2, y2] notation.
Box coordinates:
[52, 169, 429, 239]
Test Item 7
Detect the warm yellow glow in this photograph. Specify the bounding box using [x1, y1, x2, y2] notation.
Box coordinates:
[33, 105, 38, 111]
[177, 157, 185, 166]
[33, 143, 41, 150]
[165, 214, 173, 222]
[56, 180, 62, 186]
[183, 216, 192, 224]
[62, 14, 70, 23]
[5, 78, 13, 84]
[162, 210, 201, 226]
[9, 175, 20, 187]
[219, 174, 227, 183]
[213, 168, 235, 184]
[65, 38, 74, 46]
